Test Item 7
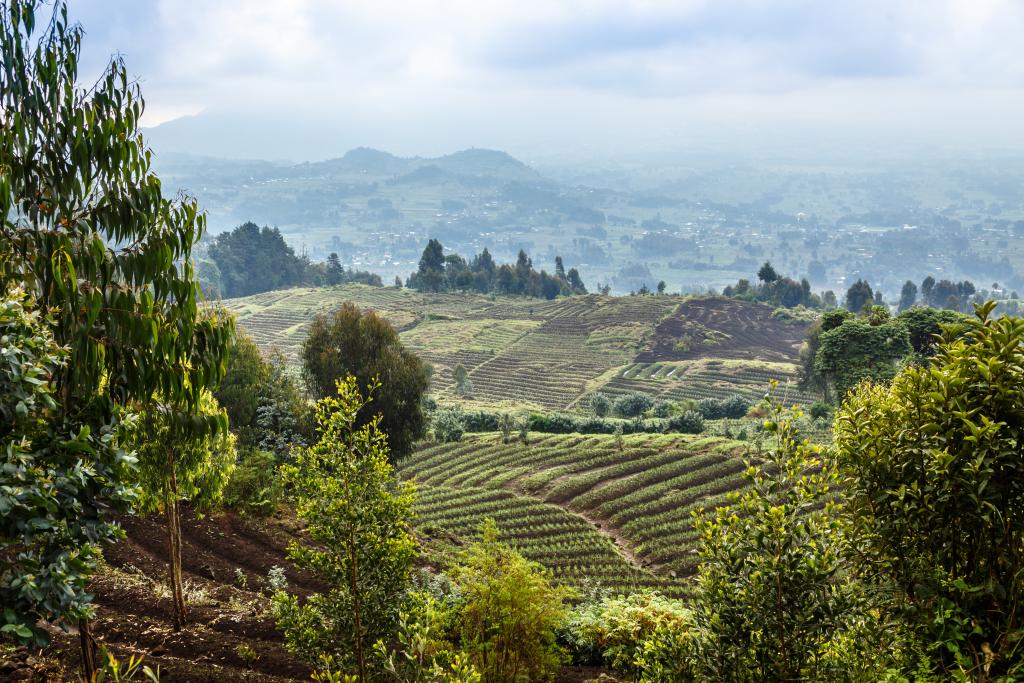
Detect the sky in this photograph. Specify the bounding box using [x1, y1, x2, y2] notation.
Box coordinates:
[66, 0, 1024, 163]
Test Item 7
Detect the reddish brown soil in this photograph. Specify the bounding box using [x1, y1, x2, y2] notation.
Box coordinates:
[20, 509, 612, 682]
[42, 509, 318, 682]
[637, 297, 808, 363]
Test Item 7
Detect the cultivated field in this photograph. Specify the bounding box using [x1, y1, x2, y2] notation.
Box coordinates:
[223, 285, 819, 411]
[400, 431, 754, 596]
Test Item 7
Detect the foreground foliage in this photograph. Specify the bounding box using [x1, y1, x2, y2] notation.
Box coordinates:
[835, 302, 1024, 680]
[273, 376, 417, 681]
[0, 0, 232, 664]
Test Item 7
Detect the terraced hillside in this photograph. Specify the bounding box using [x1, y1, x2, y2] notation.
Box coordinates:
[223, 285, 818, 410]
[400, 431, 753, 596]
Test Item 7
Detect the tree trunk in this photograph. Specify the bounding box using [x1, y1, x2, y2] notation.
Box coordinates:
[79, 617, 97, 680]
[165, 453, 187, 630]
[347, 529, 366, 682]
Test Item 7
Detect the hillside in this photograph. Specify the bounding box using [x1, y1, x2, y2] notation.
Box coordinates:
[223, 285, 819, 411]
[401, 431, 753, 596]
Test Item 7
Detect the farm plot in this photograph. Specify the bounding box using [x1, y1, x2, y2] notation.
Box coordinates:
[414, 484, 674, 596]
[225, 287, 815, 410]
[400, 431, 751, 591]
[593, 358, 821, 408]
[638, 297, 809, 363]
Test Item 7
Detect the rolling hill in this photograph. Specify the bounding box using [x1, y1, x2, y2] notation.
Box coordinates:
[222, 285, 819, 411]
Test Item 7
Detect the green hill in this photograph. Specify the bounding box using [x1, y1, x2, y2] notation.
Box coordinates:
[223, 285, 819, 411]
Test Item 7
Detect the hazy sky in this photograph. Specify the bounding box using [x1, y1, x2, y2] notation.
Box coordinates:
[67, 0, 1024, 162]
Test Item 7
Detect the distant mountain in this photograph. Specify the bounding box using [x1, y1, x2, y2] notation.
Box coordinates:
[302, 147, 540, 183]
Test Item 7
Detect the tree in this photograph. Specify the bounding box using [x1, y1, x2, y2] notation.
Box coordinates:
[834, 303, 1024, 679]
[920, 275, 936, 306]
[302, 303, 429, 458]
[412, 239, 447, 293]
[589, 393, 611, 417]
[566, 268, 587, 294]
[326, 252, 345, 286]
[127, 390, 236, 629]
[822, 290, 838, 309]
[897, 280, 917, 312]
[757, 261, 779, 284]
[844, 279, 874, 313]
[896, 306, 965, 357]
[450, 520, 569, 682]
[0, 2, 233, 671]
[273, 377, 417, 681]
[814, 316, 910, 399]
[690, 398, 871, 681]
[453, 363, 473, 398]
[656, 280, 667, 295]
[208, 221, 310, 297]
[555, 256, 566, 280]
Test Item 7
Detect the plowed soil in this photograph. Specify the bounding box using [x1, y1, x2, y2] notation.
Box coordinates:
[42, 509, 317, 682]
[21, 509, 612, 682]
[637, 297, 808, 363]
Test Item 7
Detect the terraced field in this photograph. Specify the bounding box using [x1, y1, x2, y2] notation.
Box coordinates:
[400, 432, 753, 595]
[223, 285, 819, 410]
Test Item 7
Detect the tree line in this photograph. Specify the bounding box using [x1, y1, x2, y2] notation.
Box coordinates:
[202, 221, 382, 298]
[407, 239, 587, 298]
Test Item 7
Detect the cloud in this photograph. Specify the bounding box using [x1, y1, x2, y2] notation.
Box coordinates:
[62, 0, 1024, 159]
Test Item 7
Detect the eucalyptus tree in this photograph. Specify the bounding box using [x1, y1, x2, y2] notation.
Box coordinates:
[0, 0, 232, 672]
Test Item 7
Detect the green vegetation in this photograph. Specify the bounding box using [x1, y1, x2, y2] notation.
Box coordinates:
[302, 302, 430, 458]
[205, 221, 382, 298]
[273, 377, 417, 680]
[0, 4, 231, 677]
[408, 239, 587, 299]
[835, 303, 1024, 678]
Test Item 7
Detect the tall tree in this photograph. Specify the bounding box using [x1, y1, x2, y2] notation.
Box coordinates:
[128, 390, 235, 629]
[844, 279, 874, 313]
[757, 261, 779, 284]
[412, 238, 446, 292]
[325, 252, 345, 286]
[208, 221, 310, 297]
[897, 280, 917, 312]
[272, 377, 416, 681]
[0, 1, 232, 672]
[301, 303, 429, 458]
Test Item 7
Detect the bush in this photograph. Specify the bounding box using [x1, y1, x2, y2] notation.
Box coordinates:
[720, 395, 751, 419]
[562, 591, 692, 676]
[652, 399, 676, 418]
[667, 410, 704, 434]
[614, 392, 654, 418]
[589, 393, 611, 417]
[527, 412, 579, 434]
[697, 398, 723, 420]
[449, 520, 570, 682]
[433, 408, 466, 443]
[809, 400, 832, 421]
[223, 448, 283, 515]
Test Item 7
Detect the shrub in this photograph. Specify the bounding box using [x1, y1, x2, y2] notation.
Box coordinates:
[562, 591, 692, 676]
[614, 392, 654, 418]
[589, 393, 611, 417]
[527, 412, 578, 434]
[652, 400, 676, 418]
[667, 410, 704, 434]
[433, 408, 466, 443]
[449, 520, 570, 682]
[697, 397, 723, 420]
[809, 400, 832, 421]
[720, 395, 751, 419]
[223, 449, 282, 516]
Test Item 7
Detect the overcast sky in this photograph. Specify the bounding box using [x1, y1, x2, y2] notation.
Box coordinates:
[66, 0, 1024, 162]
